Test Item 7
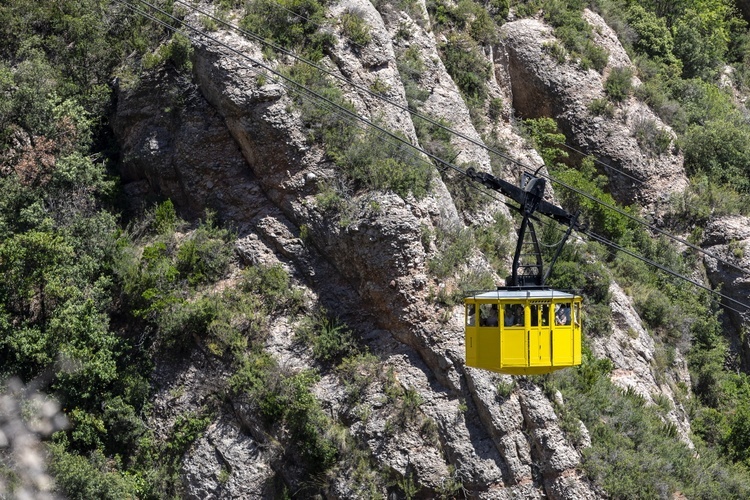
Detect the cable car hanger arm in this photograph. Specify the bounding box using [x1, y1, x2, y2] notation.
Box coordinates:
[466, 167, 582, 287]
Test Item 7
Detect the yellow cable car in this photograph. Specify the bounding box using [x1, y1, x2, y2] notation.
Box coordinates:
[464, 289, 582, 375]
[463, 168, 585, 375]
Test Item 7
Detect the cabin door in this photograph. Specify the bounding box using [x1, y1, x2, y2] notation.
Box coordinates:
[528, 303, 551, 367]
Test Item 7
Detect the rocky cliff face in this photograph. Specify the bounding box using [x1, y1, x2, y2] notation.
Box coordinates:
[499, 11, 687, 207]
[703, 215, 750, 367]
[111, 2, 733, 498]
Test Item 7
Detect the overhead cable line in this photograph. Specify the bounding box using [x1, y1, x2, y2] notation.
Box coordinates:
[582, 228, 748, 316]
[122, 0, 750, 314]
[554, 140, 648, 186]
[171, 0, 750, 280]
[264, 0, 371, 51]
[127, 0, 461, 174]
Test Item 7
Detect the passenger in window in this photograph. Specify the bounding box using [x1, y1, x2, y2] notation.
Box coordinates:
[555, 304, 571, 325]
[467, 305, 476, 326]
[513, 305, 524, 326]
[486, 304, 499, 327]
[504, 304, 515, 326]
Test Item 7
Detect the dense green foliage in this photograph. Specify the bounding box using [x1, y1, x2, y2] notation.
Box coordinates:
[544, 353, 750, 498]
[241, 0, 334, 61]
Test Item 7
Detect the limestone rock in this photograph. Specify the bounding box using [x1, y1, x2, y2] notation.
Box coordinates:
[498, 12, 688, 207]
[181, 415, 276, 499]
[703, 215, 750, 367]
[518, 383, 597, 499]
[111, 3, 708, 497]
[590, 282, 693, 447]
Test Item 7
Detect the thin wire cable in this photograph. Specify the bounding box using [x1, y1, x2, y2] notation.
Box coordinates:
[173, 0, 750, 280]
[120, 0, 501, 209]
[582, 228, 748, 315]
[554, 140, 648, 186]
[129, 0, 462, 176]
[122, 0, 750, 314]
[264, 0, 371, 51]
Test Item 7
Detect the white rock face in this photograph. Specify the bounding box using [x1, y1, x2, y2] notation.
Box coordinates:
[182, 416, 276, 499]
[590, 282, 693, 447]
[111, 2, 735, 497]
[703, 215, 750, 366]
[498, 12, 688, 207]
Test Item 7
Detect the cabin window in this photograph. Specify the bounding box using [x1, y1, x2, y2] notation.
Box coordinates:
[466, 304, 476, 326]
[504, 304, 525, 327]
[530, 303, 550, 327]
[555, 303, 571, 326]
[573, 302, 581, 326]
[479, 304, 498, 327]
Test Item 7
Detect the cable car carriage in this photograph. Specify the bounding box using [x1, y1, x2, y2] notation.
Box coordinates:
[465, 289, 581, 375]
[463, 169, 583, 375]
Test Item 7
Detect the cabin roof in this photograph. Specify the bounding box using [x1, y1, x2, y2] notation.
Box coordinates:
[466, 289, 577, 300]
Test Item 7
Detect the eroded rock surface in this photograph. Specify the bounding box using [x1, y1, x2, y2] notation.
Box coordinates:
[498, 12, 688, 206]
[703, 215, 750, 367]
[591, 282, 693, 447]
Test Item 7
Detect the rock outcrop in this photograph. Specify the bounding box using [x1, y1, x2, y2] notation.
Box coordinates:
[703, 215, 750, 367]
[590, 283, 693, 447]
[497, 11, 688, 207]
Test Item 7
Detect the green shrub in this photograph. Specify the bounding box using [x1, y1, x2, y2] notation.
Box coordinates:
[604, 66, 633, 102]
[440, 33, 490, 101]
[50, 444, 138, 500]
[634, 288, 674, 331]
[633, 115, 672, 155]
[286, 63, 431, 200]
[297, 311, 358, 364]
[241, 0, 334, 61]
[588, 97, 614, 117]
[673, 8, 729, 79]
[541, 0, 608, 72]
[153, 199, 177, 234]
[625, 5, 677, 65]
[682, 117, 750, 192]
[340, 9, 372, 46]
[543, 41, 567, 63]
[397, 46, 428, 108]
[488, 97, 503, 121]
[523, 117, 568, 168]
[335, 128, 433, 199]
[428, 225, 474, 278]
[233, 362, 338, 473]
[175, 219, 233, 286]
[243, 263, 287, 297]
[474, 212, 511, 271]
[667, 176, 749, 230]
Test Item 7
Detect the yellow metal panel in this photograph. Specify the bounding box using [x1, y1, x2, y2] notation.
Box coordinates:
[465, 325, 477, 367]
[529, 329, 551, 366]
[465, 294, 583, 375]
[465, 303, 477, 367]
[501, 328, 527, 367]
[476, 328, 502, 372]
[552, 329, 573, 365]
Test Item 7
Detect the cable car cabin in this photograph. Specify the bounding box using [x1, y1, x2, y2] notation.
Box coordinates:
[464, 289, 582, 375]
